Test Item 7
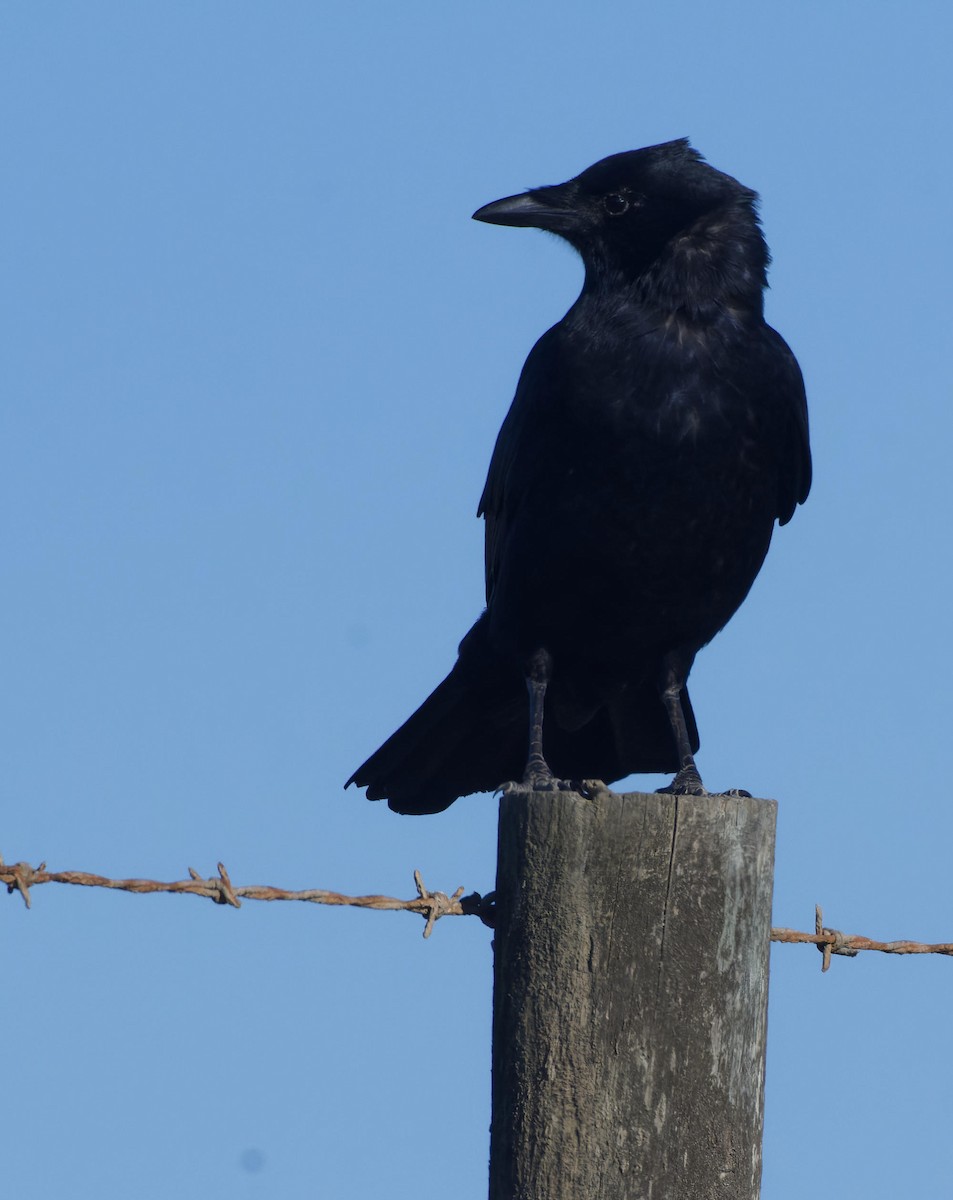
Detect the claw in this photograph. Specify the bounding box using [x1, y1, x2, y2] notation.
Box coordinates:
[657, 764, 707, 796]
[501, 774, 579, 796]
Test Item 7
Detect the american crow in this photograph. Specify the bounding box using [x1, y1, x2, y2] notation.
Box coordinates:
[347, 139, 810, 814]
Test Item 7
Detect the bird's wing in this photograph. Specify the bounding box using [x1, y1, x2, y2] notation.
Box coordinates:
[761, 326, 811, 524]
[477, 328, 560, 604]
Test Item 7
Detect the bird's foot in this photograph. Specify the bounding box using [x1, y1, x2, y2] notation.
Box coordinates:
[657, 771, 753, 798]
[501, 759, 596, 797]
[657, 764, 707, 796]
[501, 773, 579, 796]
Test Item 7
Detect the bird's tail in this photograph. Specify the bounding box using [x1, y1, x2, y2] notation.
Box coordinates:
[546, 678, 699, 782]
[346, 617, 527, 814]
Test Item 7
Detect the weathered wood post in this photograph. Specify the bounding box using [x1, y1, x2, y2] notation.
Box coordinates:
[489, 787, 776, 1200]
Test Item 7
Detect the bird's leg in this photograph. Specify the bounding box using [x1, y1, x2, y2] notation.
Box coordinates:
[523, 647, 554, 784]
[502, 648, 576, 795]
[656, 651, 707, 796]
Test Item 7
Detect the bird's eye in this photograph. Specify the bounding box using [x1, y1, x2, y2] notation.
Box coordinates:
[603, 193, 630, 216]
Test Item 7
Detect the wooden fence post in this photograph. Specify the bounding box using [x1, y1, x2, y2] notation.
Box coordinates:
[489, 787, 776, 1200]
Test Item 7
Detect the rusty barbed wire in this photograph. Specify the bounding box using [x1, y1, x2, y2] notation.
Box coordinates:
[0, 854, 488, 939]
[3, 855, 949, 961]
[770, 904, 953, 971]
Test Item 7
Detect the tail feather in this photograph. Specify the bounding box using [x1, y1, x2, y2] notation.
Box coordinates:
[544, 682, 698, 782]
[347, 648, 525, 814]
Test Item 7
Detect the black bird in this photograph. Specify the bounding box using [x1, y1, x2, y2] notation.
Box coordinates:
[347, 139, 810, 814]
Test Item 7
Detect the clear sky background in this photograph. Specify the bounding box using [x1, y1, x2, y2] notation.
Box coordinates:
[3, 4, 951, 1197]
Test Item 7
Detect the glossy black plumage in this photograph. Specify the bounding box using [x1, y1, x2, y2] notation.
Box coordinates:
[347, 140, 810, 814]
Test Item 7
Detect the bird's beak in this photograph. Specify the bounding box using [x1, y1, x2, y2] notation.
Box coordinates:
[472, 183, 576, 232]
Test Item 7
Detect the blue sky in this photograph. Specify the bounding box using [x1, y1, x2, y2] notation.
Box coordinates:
[3, 4, 951, 1197]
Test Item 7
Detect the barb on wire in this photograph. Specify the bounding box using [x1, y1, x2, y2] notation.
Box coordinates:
[3, 853, 949, 962]
[0, 853, 490, 939]
[771, 904, 953, 971]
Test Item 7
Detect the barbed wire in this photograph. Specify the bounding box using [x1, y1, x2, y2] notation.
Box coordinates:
[0, 855, 486, 938]
[771, 904, 953, 971]
[2, 855, 950, 965]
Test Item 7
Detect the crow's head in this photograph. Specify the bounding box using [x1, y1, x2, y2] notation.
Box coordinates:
[474, 140, 767, 303]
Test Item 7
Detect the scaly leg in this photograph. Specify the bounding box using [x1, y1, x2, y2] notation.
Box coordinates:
[502, 648, 577, 794]
[656, 649, 707, 796]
